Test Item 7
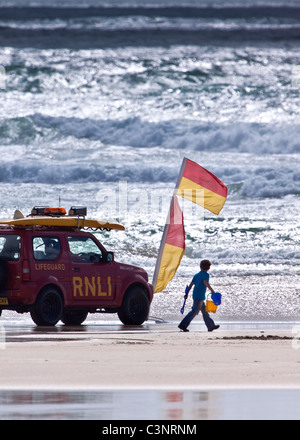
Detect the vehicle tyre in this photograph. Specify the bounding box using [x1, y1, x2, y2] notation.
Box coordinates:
[61, 310, 88, 326]
[118, 286, 150, 325]
[30, 286, 63, 326]
[0, 261, 8, 291]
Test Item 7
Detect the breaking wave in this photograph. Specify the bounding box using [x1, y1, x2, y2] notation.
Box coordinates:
[0, 114, 300, 198]
[4, 114, 300, 155]
[0, 162, 297, 199]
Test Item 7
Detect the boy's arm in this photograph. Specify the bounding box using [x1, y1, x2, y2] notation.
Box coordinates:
[184, 282, 194, 299]
[204, 280, 215, 294]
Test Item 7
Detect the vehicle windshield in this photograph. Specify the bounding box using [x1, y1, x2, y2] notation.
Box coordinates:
[0, 234, 21, 260]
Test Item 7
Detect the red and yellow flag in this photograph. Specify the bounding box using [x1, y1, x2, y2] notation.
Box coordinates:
[153, 195, 185, 293]
[176, 158, 227, 215]
[153, 158, 227, 293]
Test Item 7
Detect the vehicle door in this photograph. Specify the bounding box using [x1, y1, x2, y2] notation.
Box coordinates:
[67, 235, 115, 304]
[0, 233, 22, 295]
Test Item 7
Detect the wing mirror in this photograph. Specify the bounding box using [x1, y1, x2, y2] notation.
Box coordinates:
[106, 252, 114, 263]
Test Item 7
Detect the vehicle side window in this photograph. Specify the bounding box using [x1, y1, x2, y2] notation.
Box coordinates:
[33, 237, 61, 261]
[0, 235, 21, 261]
[68, 236, 103, 263]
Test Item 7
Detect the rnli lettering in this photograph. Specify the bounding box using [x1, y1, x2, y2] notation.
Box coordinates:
[35, 263, 66, 271]
[73, 276, 112, 298]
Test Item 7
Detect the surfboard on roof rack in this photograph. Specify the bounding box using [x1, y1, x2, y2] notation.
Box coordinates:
[0, 206, 125, 231]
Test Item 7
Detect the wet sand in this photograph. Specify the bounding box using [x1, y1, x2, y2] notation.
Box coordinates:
[1, 388, 299, 420]
[0, 322, 299, 389]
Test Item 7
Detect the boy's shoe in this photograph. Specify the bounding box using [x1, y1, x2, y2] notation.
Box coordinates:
[208, 325, 220, 332]
[178, 324, 189, 332]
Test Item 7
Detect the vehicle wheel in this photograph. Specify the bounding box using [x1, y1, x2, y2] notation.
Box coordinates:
[61, 310, 88, 326]
[30, 286, 63, 326]
[118, 286, 150, 325]
[0, 261, 8, 290]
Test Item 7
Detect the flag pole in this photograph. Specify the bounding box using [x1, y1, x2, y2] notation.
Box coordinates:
[152, 157, 187, 292]
[174, 157, 187, 195]
[152, 199, 172, 292]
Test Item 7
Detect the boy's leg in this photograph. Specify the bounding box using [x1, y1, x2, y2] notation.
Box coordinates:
[201, 302, 216, 331]
[179, 299, 203, 330]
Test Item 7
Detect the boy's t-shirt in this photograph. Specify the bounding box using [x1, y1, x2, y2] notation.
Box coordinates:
[192, 270, 209, 300]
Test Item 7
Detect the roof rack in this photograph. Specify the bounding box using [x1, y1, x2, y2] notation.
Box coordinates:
[0, 206, 125, 232]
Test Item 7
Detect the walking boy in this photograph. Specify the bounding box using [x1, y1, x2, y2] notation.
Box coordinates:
[178, 260, 220, 333]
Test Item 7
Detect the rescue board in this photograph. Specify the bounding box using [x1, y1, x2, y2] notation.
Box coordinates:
[0, 216, 125, 231]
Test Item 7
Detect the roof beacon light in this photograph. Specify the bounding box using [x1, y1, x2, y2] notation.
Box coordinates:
[31, 206, 67, 217]
[69, 206, 87, 217]
[44, 207, 67, 216]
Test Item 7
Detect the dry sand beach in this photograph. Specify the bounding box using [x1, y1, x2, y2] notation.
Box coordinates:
[0, 320, 299, 419]
[0, 324, 299, 389]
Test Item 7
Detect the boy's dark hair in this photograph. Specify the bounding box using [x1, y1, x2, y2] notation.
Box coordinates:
[200, 260, 211, 271]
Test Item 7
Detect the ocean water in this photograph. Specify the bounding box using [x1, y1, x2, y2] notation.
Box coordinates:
[0, 0, 299, 322]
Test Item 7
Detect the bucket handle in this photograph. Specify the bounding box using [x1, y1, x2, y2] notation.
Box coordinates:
[207, 292, 222, 306]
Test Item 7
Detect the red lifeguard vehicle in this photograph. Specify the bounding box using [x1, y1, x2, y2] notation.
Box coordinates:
[0, 206, 153, 326]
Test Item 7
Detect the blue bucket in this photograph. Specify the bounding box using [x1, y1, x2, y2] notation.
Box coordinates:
[211, 292, 222, 306]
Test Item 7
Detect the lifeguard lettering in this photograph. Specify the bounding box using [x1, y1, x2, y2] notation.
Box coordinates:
[35, 263, 65, 271]
[72, 276, 112, 297]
